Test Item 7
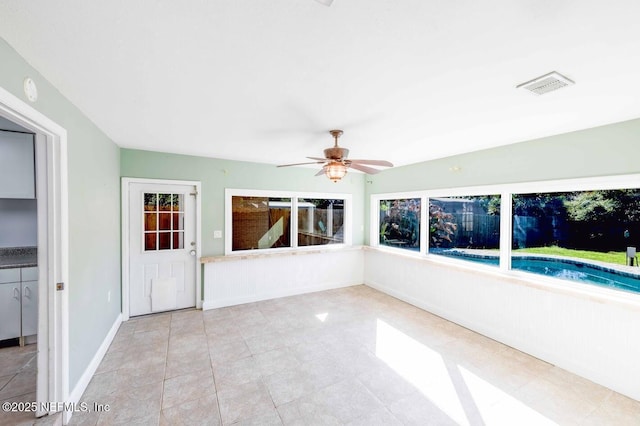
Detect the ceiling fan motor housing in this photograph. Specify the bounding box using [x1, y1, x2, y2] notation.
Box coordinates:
[324, 146, 349, 160]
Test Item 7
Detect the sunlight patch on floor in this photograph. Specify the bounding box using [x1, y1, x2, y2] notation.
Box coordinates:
[315, 312, 328, 322]
[458, 366, 556, 425]
[375, 319, 470, 425]
[375, 319, 556, 426]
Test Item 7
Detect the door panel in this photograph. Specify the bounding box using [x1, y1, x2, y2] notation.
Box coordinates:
[22, 280, 38, 336]
[0, 282, 21, 340]
[129, 183, 197, 317]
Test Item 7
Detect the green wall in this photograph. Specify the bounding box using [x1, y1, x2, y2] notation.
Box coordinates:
[120, 149, 366, 256]
[0, 39, 121, 389]
[365, 118, 640, 244]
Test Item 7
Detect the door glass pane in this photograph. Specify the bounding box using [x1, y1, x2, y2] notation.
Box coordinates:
[144, 233, 157, 251]
[158, 194, 172, 211]
[159, 213, 172, 230]
[144, 193, 157, 211]
[172, 194, 183, 211]
[144, 213, 157, 231]
[158, 232, 171, 250]
[173, 232, 184, 250]
[173, 213, 184, 231]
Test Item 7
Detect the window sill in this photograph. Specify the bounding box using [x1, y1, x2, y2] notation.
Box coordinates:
[201, 245, 363, 263]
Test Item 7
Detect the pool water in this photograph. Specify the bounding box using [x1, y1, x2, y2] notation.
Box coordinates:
[433, 250, 640, 294]
[511, 258, 640, 294]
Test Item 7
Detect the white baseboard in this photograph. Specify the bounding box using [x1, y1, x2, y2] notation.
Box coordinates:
[65, 313, 122, 424]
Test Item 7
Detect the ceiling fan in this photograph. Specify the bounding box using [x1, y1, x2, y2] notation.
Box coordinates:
[315, 0, 334, 6]
[277, 130, 393, 182]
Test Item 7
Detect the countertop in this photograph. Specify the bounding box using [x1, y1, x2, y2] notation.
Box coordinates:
[0, 247, 37, 269]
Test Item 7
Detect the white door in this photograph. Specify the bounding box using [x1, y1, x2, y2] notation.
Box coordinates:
[129, 183, 197, 316]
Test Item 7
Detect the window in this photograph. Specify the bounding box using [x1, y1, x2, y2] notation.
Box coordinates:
[372, 176, 640, 296]
[298, 198, 344, 246]
[231, 196, 291, 251]
[144, 193, 184, 251]
[379, 198, 421, 252]
[428, 195, 500, 266]
[226, 190, 351, 254]
[512, 189, 640, 293]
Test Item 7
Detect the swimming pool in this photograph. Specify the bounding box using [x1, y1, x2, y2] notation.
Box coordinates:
[432, 250, 640, 294]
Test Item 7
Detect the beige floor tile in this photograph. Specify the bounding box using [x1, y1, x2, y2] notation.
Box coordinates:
[262, 367, 319, 407]
[162, 371, 216, 410]
[581, 391, 640, 426]
[345, 407, 402, 426]
[0, 391, 39, 426]
[217, 380, 275, 425]
[511, 376, 605, 424]
[278, 378, 384, 425]
[208, 338, 251, 366]
[0, 373, 14, 392]
[165, 352, 212, 380]
[160, 394, 220, 426]
[212, 356, 262, 391]
[231, 407, 282, 426]
[388, 392, 459, 426]
[57, 286, 636, 426]
[0, 368, 37, 399]
[357, 366, 417, 406]
[253, 348, 300, 377]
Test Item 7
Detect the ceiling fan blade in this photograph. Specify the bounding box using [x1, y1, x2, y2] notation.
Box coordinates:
[315, 167, 327, 176]
[348, 159, 394, 167]
[277, 161, 325, 168]
[306, 156, 327, 161]
[348, 163, 383, 175]
[314, 0, 334, 6]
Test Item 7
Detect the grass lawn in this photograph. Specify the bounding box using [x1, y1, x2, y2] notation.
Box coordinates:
[514, 246, 627, 265]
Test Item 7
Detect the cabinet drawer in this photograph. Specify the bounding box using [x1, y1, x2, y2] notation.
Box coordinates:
[0, 268, 20, 284]
[21, 267, 38, 281]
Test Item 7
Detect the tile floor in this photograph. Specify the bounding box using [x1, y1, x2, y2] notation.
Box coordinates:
[26, 285, 640, 425]
[0, 343, 61, 425]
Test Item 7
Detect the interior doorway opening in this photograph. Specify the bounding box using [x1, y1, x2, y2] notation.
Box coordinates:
[0, 86, 68, 423]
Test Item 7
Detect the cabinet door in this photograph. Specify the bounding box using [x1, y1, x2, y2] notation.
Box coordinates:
[0, 283, 21, 340]
[0, 130, 35, 199]
[21, 280, 38, 336]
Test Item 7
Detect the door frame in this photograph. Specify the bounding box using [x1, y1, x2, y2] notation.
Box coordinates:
[0, 87, 69, 418]
[121, 178, 202, 320]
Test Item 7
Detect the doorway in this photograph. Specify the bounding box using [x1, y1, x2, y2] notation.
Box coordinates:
[122, 179, 202, 319]
[0, 86, 68, 421]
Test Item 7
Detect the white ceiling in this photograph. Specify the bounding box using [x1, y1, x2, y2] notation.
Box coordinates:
[1, 1, 640, 168]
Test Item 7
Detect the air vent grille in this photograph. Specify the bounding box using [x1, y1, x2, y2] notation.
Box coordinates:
[517, 71, 574, 95]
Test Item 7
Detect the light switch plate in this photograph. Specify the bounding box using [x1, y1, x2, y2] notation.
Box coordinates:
[213, 230, 222, 239]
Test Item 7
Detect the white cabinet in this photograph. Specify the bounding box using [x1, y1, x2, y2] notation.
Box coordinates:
[0, 269, 21, 340]
[21, 267, 38, 337]
[0, 130, 35, 199]
[0, 267, 38, 341]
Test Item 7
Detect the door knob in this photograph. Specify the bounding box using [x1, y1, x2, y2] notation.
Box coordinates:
[190, 250, 196, 256]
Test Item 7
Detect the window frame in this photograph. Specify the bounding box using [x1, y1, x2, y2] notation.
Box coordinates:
[370, 174, 640, 297]
[225, 188, 352, 255]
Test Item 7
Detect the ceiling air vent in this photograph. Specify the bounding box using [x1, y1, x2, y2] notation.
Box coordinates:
[516, 71, 574, 95]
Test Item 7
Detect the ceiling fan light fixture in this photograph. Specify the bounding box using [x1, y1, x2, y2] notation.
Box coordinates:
[325, 161, 347, 182]
[314, 0, 334, 6]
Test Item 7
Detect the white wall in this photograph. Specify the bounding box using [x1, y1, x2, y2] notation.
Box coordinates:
[0, 198, 37, 248]
[203, 247, 364, 309]
[364, 248, 640, 402]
